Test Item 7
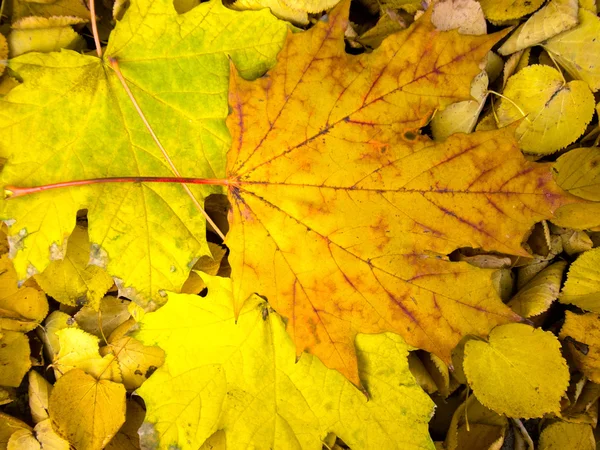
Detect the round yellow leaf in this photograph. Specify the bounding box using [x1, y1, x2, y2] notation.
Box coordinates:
[0, 331, 31, 387]
[35, 226, 114, 309]
[0, 254, 48, 332]
[560, 248, 600, 312]
[463, 323, 569, 418]
[508, 261, 567, 318]
[49, 369, 126, 450]
[54, 328, 122, 382]
[554, 147, 600, 201]
[496, 65, 595, 154]
[478, 0, 544, 22]
[552, 202, 600, 230]
[539, 421, 595, 450]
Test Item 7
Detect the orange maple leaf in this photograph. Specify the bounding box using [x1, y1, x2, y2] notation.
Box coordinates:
[225, 1, 572, 385]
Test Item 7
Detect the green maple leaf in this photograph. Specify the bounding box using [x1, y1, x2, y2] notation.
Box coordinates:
[0, 0, 287, 305]
[136, 274, 435, 450]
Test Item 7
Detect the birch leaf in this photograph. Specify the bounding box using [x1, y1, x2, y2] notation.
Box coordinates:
[463, 323, 569, 418]
[560, 247, 600, 312]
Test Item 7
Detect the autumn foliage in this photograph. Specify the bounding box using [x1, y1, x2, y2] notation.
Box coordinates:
[0, 0, 599, 448]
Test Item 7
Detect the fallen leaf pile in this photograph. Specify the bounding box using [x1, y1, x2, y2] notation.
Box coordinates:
[0, 0, 599, 448]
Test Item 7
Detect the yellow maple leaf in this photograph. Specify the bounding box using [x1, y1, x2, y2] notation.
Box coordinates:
[224, 1, 573, 384]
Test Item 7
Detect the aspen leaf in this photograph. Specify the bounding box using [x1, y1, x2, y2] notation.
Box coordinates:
[496, 65, 595, 154]
[136, 275, 435, 450]
[498, 0, 579, 55]
[49, 369, 126, 450]
[507, 261, 567, 318]
[560, 311, 600, 384]
[225, 1, 571, 383]
[478, 0, 545, 22]
[554, 147, 600, 201]
[560, 247, 600, 312]
[544, 9, 600, 92]
[53, 328, 122, 382]
[0, 254, 48, 332]
[74, 296, 130, 338]
[0, 0, 287, 306]
[538, 421, 595, 450]
[28, 370, 52, 424]
[463, 323, 569, 418]
[0, 331, 31, 387]
[35, 226, 114, 309]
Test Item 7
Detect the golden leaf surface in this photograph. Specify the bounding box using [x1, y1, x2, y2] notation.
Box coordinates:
[225, 1, 573, 384]
[49, 369, 126, 450]
[560, 311, 600, 383]
[560, 247, 600, 312]
[463, 323, 569, 418]
[538, 421, 595, 450]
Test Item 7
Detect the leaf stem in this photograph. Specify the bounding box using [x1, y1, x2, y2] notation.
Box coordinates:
[89, 0, 102, 58]
[108, 57, 227, 241]
[4, 176, 232, 198]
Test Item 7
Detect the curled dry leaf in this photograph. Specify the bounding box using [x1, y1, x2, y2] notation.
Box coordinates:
[28, 370, 52, 424]
[498, 0, 578, 55]
[507, 260, 567, 318]
[225, 0, 572, 384]
[560, 247, 600, 312]
[463, 323, 569, 418]
[560, 311, 600, 383]
[543, 8, 600, 92]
